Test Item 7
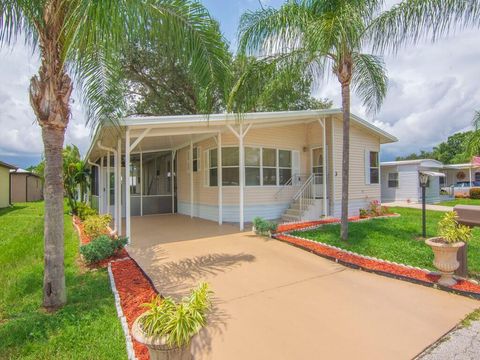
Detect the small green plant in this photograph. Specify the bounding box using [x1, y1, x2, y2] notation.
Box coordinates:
[111, 237, 129, 251]
[83, 214, 112, 239]
[76, 202, 97, 220]
[470, 188, 480, 199]
[80, 236, 114, 264]
[438, 212, 472, 244]
[252, 217, 277, 235]
[359, 209, 369, 218]
[139, 282, 211, 347]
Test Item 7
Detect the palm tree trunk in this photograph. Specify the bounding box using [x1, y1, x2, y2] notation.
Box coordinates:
[340, 81, 350, 241]
[41, 125, 67, 309]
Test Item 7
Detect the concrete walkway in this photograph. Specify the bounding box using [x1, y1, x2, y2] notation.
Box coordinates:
[383, 201, 454, 212]
[128, 215, 478, 360]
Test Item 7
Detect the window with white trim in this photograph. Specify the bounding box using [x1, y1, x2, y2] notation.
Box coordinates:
[192, 146, 199, 172]
[369, 151, 379, 184]
[222, 147, 239, 186]
[245, 147, 261, 186]
[278, 150, 292, 185]
[262, 148, 277, 185]
[388, 172, 398, 188]
[208, 149, 217, 186]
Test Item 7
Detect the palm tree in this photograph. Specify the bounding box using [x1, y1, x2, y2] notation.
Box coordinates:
[238, 0, 480, 240]
[0, 0, 229, 310]
[466, 110, 480, 157]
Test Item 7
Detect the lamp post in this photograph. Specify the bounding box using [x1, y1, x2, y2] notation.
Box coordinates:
[419, 172, 429, 238]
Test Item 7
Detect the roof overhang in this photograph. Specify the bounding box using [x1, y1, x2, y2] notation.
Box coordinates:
[85, 109, 398, 162]
[420, 171, 445, 177]
[0, 160, 17, 170]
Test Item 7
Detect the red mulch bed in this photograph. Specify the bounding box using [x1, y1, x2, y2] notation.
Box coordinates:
[275, 218, 480, 298]
[276, 213, 398, 233]
[111, 259, 158, 360]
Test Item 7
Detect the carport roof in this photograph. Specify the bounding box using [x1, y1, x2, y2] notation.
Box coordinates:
[86, 109, 398, 161]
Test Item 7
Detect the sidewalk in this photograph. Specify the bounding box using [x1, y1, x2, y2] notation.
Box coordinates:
[383, 201, 453, 212]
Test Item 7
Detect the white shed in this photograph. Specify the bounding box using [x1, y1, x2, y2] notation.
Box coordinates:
[380, 159, 443, 204]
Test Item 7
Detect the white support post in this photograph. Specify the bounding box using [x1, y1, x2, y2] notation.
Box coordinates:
[171, 150, 176, 214]
[320, 118, 328, 217]
[125, 128, 131, 242]
[239, 124, 245, 231]
[469, 167, 473, 188]
[99, 156, 104, 214]
[190, 140, 194, 218]
[113, 149, 119, 232]
[140, 151, 143, 216]
[106, 151, 110, 217]
[117, 138, 122, 236]
[217, 132, 223, 225]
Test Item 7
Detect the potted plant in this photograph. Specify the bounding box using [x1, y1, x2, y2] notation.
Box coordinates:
[425, 212, 472, 286]
[132, 283, 211, 360]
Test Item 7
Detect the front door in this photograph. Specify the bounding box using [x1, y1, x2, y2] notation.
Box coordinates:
[311, 147, 324, 199]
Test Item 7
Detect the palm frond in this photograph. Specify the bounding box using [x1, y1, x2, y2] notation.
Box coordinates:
[238, 1, 311, 56]
[0, 0, 43, 48]
[351, 52, 388, 114]
[369, 0, 480, 53]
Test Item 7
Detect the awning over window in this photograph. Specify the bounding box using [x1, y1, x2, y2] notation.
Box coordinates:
[420, 171, 445, 177]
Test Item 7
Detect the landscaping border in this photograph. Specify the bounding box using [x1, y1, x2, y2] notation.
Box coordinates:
[274, 216, 480, 300]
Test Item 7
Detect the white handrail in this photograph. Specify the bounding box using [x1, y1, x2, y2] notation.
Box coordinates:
[274, 173, 310, 199]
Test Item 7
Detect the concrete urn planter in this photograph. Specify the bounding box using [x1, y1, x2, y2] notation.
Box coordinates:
[132, 314, 193, 360]
[425, 237, 464, 286]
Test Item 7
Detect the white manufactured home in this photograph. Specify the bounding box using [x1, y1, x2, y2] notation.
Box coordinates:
[85, 109, 397, 239]
[380, 159, 444, 204]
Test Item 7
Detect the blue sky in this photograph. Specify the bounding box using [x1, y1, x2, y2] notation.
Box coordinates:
[0, 1, 479, 169]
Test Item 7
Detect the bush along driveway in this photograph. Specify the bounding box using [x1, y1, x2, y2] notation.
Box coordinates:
[0, 202, 127, 359]
[276, 207, 480, 298]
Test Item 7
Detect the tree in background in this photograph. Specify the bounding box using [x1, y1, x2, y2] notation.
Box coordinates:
[62, 145, 89, 214]
[396, 131, 475, 164]
[238, 0, 480, 240]
[0, 0, 229, 310]
[121, 46, 332, 115]
[466, 111, 480, 158]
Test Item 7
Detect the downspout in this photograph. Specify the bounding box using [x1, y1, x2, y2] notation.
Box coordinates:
[8, 172, 12, 206]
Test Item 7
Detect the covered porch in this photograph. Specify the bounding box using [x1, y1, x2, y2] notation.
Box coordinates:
[86, 111, 335, 242]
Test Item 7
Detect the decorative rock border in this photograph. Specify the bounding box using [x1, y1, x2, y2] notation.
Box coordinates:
[274, 216, 480, 299]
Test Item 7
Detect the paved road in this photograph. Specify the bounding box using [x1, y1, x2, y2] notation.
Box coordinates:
[128, 214, 478, 360]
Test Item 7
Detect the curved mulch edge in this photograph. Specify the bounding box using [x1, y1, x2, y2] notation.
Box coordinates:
[274, 218, 480, 300]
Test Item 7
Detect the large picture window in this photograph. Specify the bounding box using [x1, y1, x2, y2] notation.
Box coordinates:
[207, 147, 293, 187]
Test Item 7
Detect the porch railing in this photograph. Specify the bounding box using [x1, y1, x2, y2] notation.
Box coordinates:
[274, 173, 310, 199]
[292, 173, 323, 215]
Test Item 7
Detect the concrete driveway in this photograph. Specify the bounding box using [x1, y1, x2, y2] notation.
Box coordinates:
[128, 215, 478, 360]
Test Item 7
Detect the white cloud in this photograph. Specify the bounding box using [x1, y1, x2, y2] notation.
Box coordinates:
[0, 41, 90, 167]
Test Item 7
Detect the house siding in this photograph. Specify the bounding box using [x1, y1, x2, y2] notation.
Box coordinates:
[0, 166, 10, 208]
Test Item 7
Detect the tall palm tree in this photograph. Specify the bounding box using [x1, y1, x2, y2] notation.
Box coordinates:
[0, 0, 229, 310]
[239, 0, 480, 240]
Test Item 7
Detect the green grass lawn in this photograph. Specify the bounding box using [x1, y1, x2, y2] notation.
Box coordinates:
[291, 207, 480, 277]
[0, 202, 126, 359]
[438, 198, 480, 207]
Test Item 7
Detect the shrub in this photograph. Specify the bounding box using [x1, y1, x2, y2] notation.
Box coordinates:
[111, 237, 129, 251]
[80, 236, 114, 264]
[253, 217, 277, 235]
[139, 282, 211, 347]
[83, 214, 112, 239]
[76, 202, 97, 221]
[438, 212, 472, 244]
[470, 188, 480, 199]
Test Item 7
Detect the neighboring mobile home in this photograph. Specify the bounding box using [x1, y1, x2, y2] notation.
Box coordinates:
[380, 159, 444, 204]
[0, 161, 17, 208]
[85, 109, 397, 239]
[10, 169, 43, 203]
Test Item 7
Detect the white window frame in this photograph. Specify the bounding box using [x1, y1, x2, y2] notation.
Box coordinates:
[388, 172, 399, 188]
[192, 146, 200, 172]
[366, 150, 380, 185]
